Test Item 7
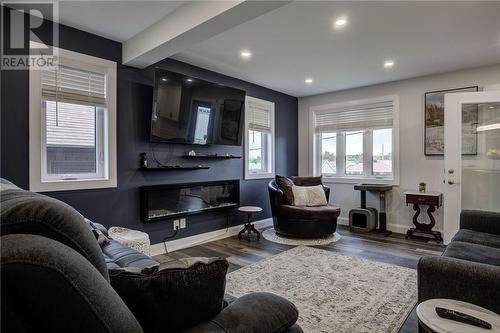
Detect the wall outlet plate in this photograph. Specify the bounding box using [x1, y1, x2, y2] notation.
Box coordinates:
[173, 220, 180, 230]
[180, 218, 186, 229]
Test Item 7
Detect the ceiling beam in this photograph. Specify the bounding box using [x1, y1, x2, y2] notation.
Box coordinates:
[122, 1, 288, 68]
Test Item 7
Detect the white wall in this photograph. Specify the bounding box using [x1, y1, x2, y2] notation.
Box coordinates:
[298, 64, 500, 233]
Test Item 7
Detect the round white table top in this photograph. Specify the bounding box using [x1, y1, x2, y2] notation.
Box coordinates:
[238, 206, 263, 213]
[417, 299, 500, 333]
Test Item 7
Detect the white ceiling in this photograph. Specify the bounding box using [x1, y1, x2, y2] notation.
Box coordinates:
[54, 1, 500, 97]
[59, 1, 183, 41]
[172, 1, 500, 97]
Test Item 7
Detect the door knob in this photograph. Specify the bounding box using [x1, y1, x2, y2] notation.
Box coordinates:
[448, 180, 455, 185]
[448, 169, 454, 174]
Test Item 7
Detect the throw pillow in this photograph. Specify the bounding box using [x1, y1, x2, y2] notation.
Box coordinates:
[275, 175, 295, 205]
[110, 257, 228, 333]
[291, 175, 323, 186]
[292, 185, 328, 207]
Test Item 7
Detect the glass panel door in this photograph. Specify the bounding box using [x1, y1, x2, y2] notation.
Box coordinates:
[444, 91, 500, 244]
[462, 102, 500, 212]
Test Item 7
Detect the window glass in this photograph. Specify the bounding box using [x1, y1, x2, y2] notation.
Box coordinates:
[321, 132, 336, 174]
[44, 100, 99, 177]
[345, 131, 363, 175]
[373, 128, 393, 176]
[249, 130, 266, 172]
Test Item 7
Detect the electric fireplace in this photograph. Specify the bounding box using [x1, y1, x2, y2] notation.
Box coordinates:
[140, 180, 240, 223]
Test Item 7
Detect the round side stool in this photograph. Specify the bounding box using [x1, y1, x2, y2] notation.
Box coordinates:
[237, 206, 262, 242]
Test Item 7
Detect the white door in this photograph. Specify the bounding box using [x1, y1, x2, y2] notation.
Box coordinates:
[443, 90, 500, 244]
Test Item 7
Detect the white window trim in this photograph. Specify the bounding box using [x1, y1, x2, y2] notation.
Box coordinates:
[309, 95, 400, 185]
[29, 47, 117, 192]
[244, 96, 275, 180]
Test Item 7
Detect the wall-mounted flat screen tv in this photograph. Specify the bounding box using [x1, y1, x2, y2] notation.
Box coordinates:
[151, 69, 245, 146]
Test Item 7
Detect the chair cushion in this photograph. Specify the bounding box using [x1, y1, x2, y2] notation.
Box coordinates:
[444, 241, 500, 266]
[452, 229, 500, 249]
[109, 257, 229, 333]
[279, 204, 340, 221]
[291, 185, 327, 207]
[291, 176, 323, 186]
[276, 175, 295, 205]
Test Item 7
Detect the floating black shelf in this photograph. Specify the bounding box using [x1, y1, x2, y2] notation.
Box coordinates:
[181, 154, 241, 159]
[139, 165, 210, 170]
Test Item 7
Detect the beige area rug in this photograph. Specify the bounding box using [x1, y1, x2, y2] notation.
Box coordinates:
[226, 246, 417, 333]
[262, 228, 342, 246]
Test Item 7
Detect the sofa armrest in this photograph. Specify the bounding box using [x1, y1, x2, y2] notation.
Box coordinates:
[418, 255, 500, 313]
[180, 292, 302, 333]
[460, 210, 500, 235]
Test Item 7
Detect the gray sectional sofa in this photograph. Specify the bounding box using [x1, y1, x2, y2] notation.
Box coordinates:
[0, 178, 303, 333]
[418, 209, 500, 315]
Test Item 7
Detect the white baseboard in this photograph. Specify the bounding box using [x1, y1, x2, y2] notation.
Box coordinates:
[337, 217, 441, 235]
[150, 218, 274, 256]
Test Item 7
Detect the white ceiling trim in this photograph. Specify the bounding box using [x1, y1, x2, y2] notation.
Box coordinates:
[123, 0, 289, 68]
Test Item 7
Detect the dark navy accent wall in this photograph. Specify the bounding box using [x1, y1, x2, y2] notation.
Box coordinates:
[0, 21, 298, 244]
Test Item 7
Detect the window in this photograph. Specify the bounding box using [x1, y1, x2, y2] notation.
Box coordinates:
[312, 96, 398, 183]
[30, 48, 117, 191]
[245, 96, 275, 179]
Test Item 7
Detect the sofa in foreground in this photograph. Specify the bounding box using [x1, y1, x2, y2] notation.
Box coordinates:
[418, 209, 500, 316]
[0, 178, 302, 333]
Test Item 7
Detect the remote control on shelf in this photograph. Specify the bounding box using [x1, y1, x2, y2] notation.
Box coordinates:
[435, 307, 492, 329]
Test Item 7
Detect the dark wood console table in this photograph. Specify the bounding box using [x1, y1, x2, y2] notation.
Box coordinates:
[404, 191, 443, 243]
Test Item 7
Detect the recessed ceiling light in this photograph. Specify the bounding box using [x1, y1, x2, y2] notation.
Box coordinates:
[384, 60, 395, 68]
[186, 78, 193, 82]
[305, 78, 313, 84]
[240, 50, 252, 59]
[161, 78, 167, 82]
[334, 17, 348, 29]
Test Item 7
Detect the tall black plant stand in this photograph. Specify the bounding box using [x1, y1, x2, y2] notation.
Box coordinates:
[353, 184, 393, 236]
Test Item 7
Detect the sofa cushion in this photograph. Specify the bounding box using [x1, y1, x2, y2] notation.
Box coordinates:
[452, 229, 500, 249]
[291, 176, 323, 186]
[0, 186, 109, 281]
[109, 257, 228, 333]
[443, 241, 500, 266]
[276, 175, 295, 205]
[102, 240, 158, 270]
[279, 204, 340, 221]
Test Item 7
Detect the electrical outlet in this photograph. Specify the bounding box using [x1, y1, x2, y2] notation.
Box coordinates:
[180, 218, 186, 229]
[173, 220, 180, 230]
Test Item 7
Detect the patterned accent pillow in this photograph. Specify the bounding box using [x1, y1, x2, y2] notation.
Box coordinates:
[291, 176, 323, 186]
[275, 175, 295, 205]
[291, 185, 328, 207]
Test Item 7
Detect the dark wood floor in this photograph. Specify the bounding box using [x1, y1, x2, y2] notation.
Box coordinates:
[154, 225, 445, 333]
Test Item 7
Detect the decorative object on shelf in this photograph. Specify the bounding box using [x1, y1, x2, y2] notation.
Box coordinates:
[139, 165, 210, 170]
[238, 206, 262, 242]
[181, 153, 241, 159]
[188, 150, 196, 156]
[404, 190, 443, 243]
[417, 299, 500, 333]
[108, 226, 151, 256]
[419, 182, 427, 193]
[424, 86, 478, 156]
[351, 184, 393, 236]
[139, 152, 148, 168]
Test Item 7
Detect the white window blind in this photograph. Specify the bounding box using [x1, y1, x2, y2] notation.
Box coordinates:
[314, 100, 393, 133]
[247, 99, 272, 133]
[41, 65, 106, 107]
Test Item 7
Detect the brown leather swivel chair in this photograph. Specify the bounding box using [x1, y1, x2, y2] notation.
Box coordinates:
[268, 177, 341, 238]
